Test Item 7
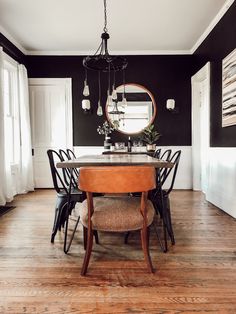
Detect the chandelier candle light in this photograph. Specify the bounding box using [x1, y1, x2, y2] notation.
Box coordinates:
[82, 0, 128, 116]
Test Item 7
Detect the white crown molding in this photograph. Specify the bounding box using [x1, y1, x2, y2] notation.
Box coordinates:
[26, 49, 192, 56]
[0, 25, 27, 55]
[190, 0, 235, 54]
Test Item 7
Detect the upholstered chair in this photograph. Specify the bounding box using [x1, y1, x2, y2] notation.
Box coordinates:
[78, 166, 156, 275]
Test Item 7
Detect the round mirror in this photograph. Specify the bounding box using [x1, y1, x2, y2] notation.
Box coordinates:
[106, 83, 156, 134]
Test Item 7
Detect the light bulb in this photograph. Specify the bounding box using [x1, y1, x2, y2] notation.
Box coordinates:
[112, 86, 117, 100]
[122, 97, 127, 108]
[97, 102, 103, 116]
[83, 81, 90, 96]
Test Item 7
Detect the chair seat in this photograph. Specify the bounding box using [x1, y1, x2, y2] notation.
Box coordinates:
[80, 196, 155, 232]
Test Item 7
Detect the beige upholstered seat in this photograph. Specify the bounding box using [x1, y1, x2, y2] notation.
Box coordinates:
[80, 196, 155, 232]
[78, 166, 156, 275]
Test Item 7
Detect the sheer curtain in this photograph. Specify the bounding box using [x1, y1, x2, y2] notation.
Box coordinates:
[0, 49, 34, 206]
[0, 47, 14, 205]
[17, 64, 34, 194]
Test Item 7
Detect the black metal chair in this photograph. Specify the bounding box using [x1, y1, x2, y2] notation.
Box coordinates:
[124, 148, 171, 247]
[160, 149, 172, 161]
[59, 149, 79, 186]
[153, 148, 161, 159]
[150, 150, 181, 252]
[157, 149, 172, 187]
[47, 149, 85, 249]
[65, 148, 80, 178]
[66, 148, 77, 159]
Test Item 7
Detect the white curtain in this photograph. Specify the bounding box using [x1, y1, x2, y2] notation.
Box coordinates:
[17, 64, 34, 194]
[0, 47, 14, 205]
[0, 49, 34, 206]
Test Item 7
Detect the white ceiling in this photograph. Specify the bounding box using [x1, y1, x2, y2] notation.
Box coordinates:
[0, 0, 234, 55]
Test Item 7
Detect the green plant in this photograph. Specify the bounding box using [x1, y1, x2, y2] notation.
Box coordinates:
[142, 124, 161, 144]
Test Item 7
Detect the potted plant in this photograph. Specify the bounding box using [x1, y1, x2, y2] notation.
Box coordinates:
[142, 124, 161, 151]
[97, 120, 114, 151]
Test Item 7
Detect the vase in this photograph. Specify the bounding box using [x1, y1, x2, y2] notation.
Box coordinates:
[146, 144, 156, 152]
[104, 136, 112, 151]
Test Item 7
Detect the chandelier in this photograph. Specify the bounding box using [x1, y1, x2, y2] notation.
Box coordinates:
[82, 0, 128, 117]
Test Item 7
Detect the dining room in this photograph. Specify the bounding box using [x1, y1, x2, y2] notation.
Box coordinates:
[0, 0, 236, 313]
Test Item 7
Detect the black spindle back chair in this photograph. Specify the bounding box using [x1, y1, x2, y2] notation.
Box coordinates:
[151, 150, 181, 251]
[66, 148, 80, 178]
[153, 148, 161, 159]
[59, 149, 78, 188]
[47, 149, 84, 245]
[66, 148, 77, 159]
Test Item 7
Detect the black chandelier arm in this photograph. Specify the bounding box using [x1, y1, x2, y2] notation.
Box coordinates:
[83, 55, 128, 72]
[93, 41, 103, 57]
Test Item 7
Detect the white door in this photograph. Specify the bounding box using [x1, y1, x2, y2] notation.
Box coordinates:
[191, 63, 210, 193]
[29, 78, 72, 188]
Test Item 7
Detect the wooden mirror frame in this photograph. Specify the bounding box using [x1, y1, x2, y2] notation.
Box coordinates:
[105, 83, 157, 135]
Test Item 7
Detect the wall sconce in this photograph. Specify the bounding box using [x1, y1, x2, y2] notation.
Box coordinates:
[82, 99, 91, 113]
[166, 99, 179, 113]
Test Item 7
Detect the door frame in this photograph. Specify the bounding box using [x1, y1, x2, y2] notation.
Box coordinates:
[191, 62, 210, 192]
[29, 78, 73, 150]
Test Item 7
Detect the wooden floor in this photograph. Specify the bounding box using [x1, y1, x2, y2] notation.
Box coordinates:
[0, 190, 236, 313]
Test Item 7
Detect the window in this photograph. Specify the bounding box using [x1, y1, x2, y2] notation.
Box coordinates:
[3, 58, 20, 165]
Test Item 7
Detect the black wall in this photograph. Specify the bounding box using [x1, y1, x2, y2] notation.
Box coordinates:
[194, 2, 236, 147]
[0, 33, 25, 64]
[26, 55, 197, 146]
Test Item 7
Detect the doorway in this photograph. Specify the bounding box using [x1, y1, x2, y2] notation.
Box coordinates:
[29, 78, 72, 188]
[191, 62, 210, 193]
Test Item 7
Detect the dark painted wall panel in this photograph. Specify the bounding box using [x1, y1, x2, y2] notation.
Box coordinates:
[27, 55, 197, 146]
[194, 2, 236, 147]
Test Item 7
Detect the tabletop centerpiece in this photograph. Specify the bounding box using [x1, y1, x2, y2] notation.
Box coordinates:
[97, 120, 115, 151]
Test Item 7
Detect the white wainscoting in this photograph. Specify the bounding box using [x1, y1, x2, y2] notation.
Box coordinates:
[73, 146, 236, 218]
[73, 146, 193, 190]
[206, 148, 236, 218]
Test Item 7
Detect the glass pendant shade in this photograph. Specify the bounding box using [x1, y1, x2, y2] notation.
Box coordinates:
[83, 81, 90, 97]
[122, 97, 127, 108]
[97, 101, 103, 116]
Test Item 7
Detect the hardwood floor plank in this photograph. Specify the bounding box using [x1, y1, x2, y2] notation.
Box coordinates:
[0, 189, 235, 313]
